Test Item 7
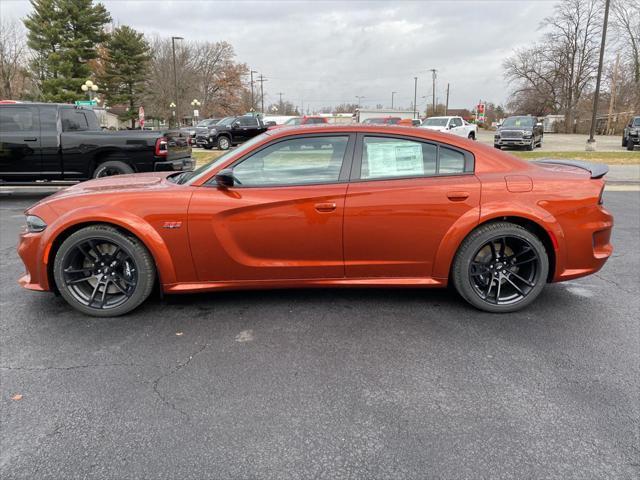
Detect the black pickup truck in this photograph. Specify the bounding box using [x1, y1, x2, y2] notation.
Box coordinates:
[622, 116, 640, 151]
[494, 115, 544, 151]
[0, 102, 193, 183]
[195, 115, 267, 150]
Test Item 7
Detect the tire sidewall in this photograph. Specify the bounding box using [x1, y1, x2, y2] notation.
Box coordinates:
[53, 226, 155, 317]
[217, 136, 230, 150]
[94, 160, 134, 179]
[453, 223, 549, 313]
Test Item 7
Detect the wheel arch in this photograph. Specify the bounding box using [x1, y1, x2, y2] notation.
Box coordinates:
[92, 149, 137, 175]
[434, 213, 559, 283]
[44, 212, 175, 292]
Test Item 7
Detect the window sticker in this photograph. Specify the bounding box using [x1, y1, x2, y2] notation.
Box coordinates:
[366, 142, 424, 177]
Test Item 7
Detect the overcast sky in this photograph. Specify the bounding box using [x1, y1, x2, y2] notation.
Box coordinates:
[2, 0, 558, 112]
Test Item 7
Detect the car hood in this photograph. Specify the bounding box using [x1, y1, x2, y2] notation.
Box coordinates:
[40, 172, 174, 204]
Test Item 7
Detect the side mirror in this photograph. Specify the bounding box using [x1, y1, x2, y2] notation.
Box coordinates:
[536, 122, 542, 127]
[232, 121, 240, 128]
[215, 168, 236, 188]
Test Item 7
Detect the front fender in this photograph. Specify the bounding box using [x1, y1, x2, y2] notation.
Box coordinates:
[41, 206, 177, 286]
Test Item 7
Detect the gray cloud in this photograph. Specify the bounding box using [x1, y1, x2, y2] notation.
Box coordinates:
[3, 0, 557, 111]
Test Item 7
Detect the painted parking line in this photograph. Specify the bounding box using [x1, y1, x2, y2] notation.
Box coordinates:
[605, 184, 640, 192]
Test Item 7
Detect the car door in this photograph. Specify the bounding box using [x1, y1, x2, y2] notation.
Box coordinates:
[0, 105, 42, 180]
[343, 133, 480, 279]
[188, 134, 355, 281]
[448, 117, 465, 137]
[59, 108, 96, 179]
[236, 116, 259, 143]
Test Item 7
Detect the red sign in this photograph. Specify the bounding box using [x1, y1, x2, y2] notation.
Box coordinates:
[138, 106, 145, 128]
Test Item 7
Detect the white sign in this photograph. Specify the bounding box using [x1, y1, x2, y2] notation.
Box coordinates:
[193, 109, 199, 118]
[366, 142, 423, 178]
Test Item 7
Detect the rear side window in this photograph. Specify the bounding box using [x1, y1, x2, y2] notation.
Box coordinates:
[239, 116, 258, 126]
[305, 118, 325, 124]
[0, 106, 38, 133]
[39, 107, 58, 132]
[450, 118, 463, 128]
[61, 109, 89, 131]
[360, 136, 469, 180]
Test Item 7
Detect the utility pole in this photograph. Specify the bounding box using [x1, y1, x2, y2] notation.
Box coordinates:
[171, 36, 183, 126]
[356, 95, 365, 108]
[429, 69, 437, 117]
[587, 0, 610, 150]
[249, 70, 258, 112]
[605, 53, 619, 135]
[391, 91, 397, 109]
[445, 83, 450, 116]
[258, 74, 267, 114]
[277, 92, 284, 113]
[413, 77, 418, 119]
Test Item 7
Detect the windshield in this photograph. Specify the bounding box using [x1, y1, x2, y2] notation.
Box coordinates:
[178, 133, 269, 185]
[633, 118, 640, 127]
[284, 118, 301, 125]
[422, 118, 448, 126]
[217, 116, 236, 126]
[502, 116, 535, 128]
[362, 118, 386, 124]
[197, 119, 217, 127]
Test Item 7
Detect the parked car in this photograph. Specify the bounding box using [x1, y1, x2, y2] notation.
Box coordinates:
[622, 116, 640, 151]
[361, 116, 402, 125]
[0, 102, 193, 182]
[195, 115, 267, 150]
[189, 118, 220, 145]
[420, 116, 477, 140]
[18, 125, 613, 316]
[494, 115, 543, 150]
[267, 116, 328, 130]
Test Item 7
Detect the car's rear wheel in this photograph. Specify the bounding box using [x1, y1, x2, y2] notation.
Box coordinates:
[93, 160, 134, 178]
[452, 222, 548, 313]
[53, 225, 156, 317]
[468, 132, 476, 140]
[217, 136, 231, 150]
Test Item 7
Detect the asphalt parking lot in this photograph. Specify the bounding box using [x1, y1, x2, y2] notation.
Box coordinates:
[1, 191, 639, 479]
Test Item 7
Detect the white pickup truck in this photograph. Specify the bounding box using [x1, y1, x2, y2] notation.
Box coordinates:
[420, 116, 478, 140]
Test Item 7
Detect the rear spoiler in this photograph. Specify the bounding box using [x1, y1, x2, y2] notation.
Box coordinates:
[532, 159, 608, 179]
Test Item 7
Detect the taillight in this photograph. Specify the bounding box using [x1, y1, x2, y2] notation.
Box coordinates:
[155, 137, 168, 157]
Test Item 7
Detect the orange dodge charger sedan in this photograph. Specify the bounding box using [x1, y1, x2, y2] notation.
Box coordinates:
[18, 125, 613, 316]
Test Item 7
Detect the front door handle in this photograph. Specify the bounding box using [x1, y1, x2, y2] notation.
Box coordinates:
[23, 137, 38, 142]
[315, 202, 337, 212]
[447, 191, 469, 201]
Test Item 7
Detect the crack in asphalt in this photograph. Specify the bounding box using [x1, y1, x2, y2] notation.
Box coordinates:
[0, 363, 157, 371]
[593, 273, 636, 295]
[151, 343, 210, 419]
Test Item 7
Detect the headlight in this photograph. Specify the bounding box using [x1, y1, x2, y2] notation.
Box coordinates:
[522, 131, 533, 138]
[25, 215, 47, 233]
[209, 128, 217, 135]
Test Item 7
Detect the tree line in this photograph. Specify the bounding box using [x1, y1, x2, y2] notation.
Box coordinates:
[0, 0, 254, 127]
[503, 0, 639, 133]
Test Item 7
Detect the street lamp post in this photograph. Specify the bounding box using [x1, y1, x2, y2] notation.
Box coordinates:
[190, 99, 201, 125]
[81, 80, 99, 101]
[171, 36, 184, 126]
[250, 70, 258, 112]
[169, 102, 176, 127]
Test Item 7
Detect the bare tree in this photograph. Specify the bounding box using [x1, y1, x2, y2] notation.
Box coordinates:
[0, 19, 30, 99]
[611, 0, 640, 83]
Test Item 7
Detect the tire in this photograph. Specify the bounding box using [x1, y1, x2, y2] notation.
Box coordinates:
[628, 141, 635, 151]
[622, 135, 627, 147]
[526, 139, 534, 151]
[203, 145, 213, 150]
[494, 144, 501, 150]
[93, 160, 134, 178]
[53, 225, 156, 317]
[217, 136, 231, 150]
[452, 222, 549, 313]
[468, 132, 476, 140]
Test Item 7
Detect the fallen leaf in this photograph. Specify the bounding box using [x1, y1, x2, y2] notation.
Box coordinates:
[11, 394, 23, 401]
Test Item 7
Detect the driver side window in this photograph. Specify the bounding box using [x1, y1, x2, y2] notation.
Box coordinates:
[233, 136, 349, 187]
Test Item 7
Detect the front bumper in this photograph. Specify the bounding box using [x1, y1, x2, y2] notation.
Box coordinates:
[628, 133, 640, 144]
[196, 136, 213, 147]
[154, 157, 195, 172]
[494, 138, 533, 146]
[17, 231, 49, 291]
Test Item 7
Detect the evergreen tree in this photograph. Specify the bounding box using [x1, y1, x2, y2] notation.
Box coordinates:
[99, 26, 150, 127]
[24, 0, 110, 102]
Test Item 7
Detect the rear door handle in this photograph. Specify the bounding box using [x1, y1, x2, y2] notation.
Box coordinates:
[315, 202, 337, 212]
[447, 191, 469, 201]
[23, 137, 38, 142]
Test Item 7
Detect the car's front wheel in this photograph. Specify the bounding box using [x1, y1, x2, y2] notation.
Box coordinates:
[217, 136, 231, 150]
[622, 135, 627, 147]
[53, 225, 156, 317]
[452, 222, 549, 313]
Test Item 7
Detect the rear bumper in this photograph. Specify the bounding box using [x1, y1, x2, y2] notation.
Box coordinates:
[553, 205, 614, 282]
[154, 157, 195, 172]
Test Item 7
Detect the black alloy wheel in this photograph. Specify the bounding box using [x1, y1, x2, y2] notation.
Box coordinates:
[53, 225, 155, 316]
[452, 222, 549, 313]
